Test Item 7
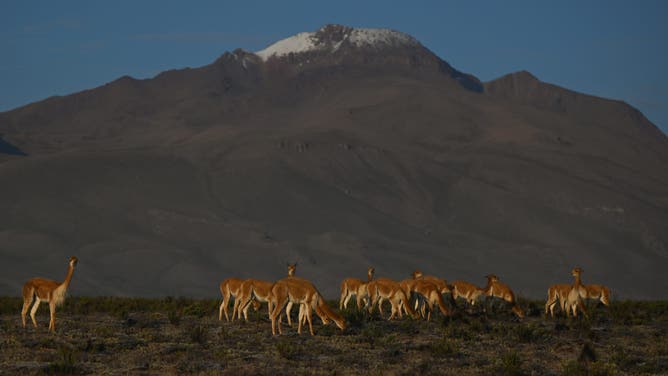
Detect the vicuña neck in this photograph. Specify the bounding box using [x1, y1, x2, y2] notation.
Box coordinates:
[61, 265, 75, 288]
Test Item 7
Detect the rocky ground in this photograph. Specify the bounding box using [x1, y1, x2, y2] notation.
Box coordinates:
[0, 297, 666, 375]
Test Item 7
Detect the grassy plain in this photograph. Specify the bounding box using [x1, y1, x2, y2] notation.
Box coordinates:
[0, 297, 666, 375]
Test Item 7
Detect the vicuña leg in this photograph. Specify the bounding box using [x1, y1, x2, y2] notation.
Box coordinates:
[49, 301, 57, 332]
[219, 290, 230, 321]
[21, 287, 35, 328]
[30, 298, 41, 328]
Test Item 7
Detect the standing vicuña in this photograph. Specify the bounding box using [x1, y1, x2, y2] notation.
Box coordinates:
[21, 256, 78, 332]
[566, 267, 610, 317]
[219, 278, 248, 321]
[339, 267, 374, 310]
[545, 283, 571, 318]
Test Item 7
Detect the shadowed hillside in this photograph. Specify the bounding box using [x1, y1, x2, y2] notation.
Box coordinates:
[1, 25, 667, 299]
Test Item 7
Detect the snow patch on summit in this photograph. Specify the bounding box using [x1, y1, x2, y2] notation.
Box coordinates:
[255, 26, 419, 61]
[255, 32, 317, 61]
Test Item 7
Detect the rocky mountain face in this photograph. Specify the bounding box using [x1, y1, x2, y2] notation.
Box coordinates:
[1, 25, 666, 299]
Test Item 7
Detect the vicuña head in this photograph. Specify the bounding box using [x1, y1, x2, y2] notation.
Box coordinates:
[485, 274, 499, 282]
[287, 262, 297, 277]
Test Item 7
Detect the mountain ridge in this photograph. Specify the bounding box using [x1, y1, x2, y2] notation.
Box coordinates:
[0, 25, 666, 299]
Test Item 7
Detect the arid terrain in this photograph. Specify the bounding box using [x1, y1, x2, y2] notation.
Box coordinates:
[1, 296, 666, 375]
[1, 25, 667, 300]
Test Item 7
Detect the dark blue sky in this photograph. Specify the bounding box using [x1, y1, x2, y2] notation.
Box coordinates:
[2, 1, 667, 134]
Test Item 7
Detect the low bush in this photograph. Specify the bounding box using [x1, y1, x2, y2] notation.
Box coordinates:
[189, 324, 208, 345]
[494, 351, 524, 376]
[275, 337, 302, 360]
[44, 345, 78, 375]
[429, 337, 460, 357]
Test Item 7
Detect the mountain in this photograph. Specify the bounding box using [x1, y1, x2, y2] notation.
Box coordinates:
[1, 25, 667, 299]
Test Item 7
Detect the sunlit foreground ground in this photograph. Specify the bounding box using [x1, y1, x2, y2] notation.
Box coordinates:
[0, 297, 666, 375]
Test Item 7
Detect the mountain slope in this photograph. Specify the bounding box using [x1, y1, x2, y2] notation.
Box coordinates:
[0, 25, 667, 299]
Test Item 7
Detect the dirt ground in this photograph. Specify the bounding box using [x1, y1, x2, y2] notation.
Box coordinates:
[1, 298, 667, 375]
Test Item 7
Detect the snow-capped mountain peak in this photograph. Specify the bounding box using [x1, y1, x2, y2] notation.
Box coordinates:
[255, 24, 420, 61]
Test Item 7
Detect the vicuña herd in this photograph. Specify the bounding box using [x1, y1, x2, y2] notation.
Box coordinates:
[19, 257, 611, 334]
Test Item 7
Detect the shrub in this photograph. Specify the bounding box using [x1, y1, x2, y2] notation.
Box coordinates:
[559, 342, 601, 376]
[429, 338, 460, 357]
[467, 316, 491, 334]
[494, 351, 524, 376]
[514, 323, 549, 343]
[398, 317, 420, 334]
[440, 311, 469, 328]
[317, 322, 337, 337]
[570, 316, 592, 336]
[341, 306, 367, 331]
[168, 310, 181, 326]
[0, 318, 11, 332]
[553, 318, 568, 332]
[44, 345, 78, 375]
[609, 300, 643, 325]
[381, 343, 404, 363]
[275, 338, 302, 360]
[0, 297, 21, 315]
[81, 338, 106, 353]
[444, 323, 475, 341]
[610, 344, 645, 372]
[360, 324, 384, 345]
[189, 325, 208, 345]
[578, 342, 597, 364]
[182, 301, 214, 318]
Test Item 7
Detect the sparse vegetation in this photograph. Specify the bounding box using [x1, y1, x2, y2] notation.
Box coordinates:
[494, 351, 524, 376]
[1, 297, 666, 374]
[275, 337, 303, 360]
[428, 337, 460, 357]
[189, 324, 208, 345]
[44, 344, 78, 375]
